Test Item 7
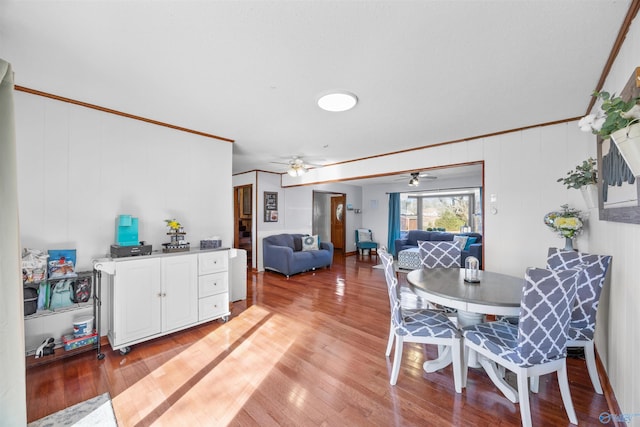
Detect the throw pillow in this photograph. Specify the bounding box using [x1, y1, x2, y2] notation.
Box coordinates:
[464, 237, 478, 251]
[302, 235, 319, 251]
[453, 235, 468, 250]
[357, 229, 372, 242]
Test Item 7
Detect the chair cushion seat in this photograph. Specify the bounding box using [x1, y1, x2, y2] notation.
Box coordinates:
[395, 310, 458, 339]
[463, 321, 527, 365]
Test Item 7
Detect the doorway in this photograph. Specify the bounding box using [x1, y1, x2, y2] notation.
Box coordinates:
[233, 184, 252, 267]
[331, 195, 346, 252]
[312, 191, 346, 256]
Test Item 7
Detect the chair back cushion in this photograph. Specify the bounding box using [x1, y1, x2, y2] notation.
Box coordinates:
[418, 241, 461, 268]
[356, 229, 372, 242]
[546, 248, 612, 340]
[379, 250, 403, 327]
[517, 267, 579, 365]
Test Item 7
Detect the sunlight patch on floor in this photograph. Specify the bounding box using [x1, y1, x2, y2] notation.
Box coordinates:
[112, 305, 303, 425]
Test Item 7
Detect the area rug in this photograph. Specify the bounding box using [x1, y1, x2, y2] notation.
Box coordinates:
[371, 261, 412, 273]
[28, 393, 117, 427]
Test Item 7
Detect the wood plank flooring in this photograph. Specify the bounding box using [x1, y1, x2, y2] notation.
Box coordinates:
[26, 254, 616, 426]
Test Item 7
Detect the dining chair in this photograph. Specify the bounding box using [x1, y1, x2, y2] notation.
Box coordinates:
[379, 249, 463, 392]
[418, 240, 461, 268]
[545, 247, 612, 394]
[462, 267, 580, 427]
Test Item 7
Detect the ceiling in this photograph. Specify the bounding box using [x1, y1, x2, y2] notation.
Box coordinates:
[0, 1, 632, 176]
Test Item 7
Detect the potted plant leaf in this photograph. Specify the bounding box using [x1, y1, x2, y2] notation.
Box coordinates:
[557, 157, 598, 208]
[579, 91, 640, 175]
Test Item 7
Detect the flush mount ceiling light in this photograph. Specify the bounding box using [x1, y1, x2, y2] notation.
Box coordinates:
[317, 91, 358, 112]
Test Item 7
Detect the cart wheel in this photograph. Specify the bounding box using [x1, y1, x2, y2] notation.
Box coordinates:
[97, 353, 105, 360]
[221, 315, 229, 323]
[119, 346, 131, 355]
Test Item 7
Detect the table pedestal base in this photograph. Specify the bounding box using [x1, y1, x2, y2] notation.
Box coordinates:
[423, 345, 452, 373]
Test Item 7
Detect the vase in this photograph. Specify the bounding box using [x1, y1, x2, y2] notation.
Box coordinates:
[610, 123, 640, 176]
[580, 184, 598, 209]
[563, 237, 575, 251]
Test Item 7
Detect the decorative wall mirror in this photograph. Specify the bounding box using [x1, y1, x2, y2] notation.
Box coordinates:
[597, 67, 640, 224]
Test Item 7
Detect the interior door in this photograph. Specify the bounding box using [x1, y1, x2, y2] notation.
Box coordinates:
[331, 195, 345, 250]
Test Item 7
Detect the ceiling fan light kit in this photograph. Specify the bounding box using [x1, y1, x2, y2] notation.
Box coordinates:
[317, 91, 358, 112]
[287, 164, 308, 177]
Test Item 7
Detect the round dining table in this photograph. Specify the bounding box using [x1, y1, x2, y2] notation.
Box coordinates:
[406, 267, 524, 371]
[406, 267, 524, 327]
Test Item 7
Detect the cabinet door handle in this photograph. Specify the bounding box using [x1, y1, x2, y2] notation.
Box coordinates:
[157, 292, 162, 297]
[163, 292, 167, 297]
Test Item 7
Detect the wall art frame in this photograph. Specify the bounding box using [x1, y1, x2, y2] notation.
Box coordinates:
[264, 191, 278, 222]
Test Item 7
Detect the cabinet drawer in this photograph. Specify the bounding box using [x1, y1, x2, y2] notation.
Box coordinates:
[198, 272, 228, 298]
[199, 293, 229, 321]
[198, 251, 228, 275]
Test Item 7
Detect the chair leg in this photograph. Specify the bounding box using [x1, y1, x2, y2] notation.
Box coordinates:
[385, 320, 394, 356]
[390, 336, 403, 385]
[583, 341, 603, 394]
[516, 369, 532, 427]
[557, 360, 578, 424]
[530, 376, 539, 393]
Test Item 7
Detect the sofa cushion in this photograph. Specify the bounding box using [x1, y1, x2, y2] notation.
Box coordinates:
[406, 230, 433, 246]
[302, 235, 319, 251]
[265, 233, 296, 250]
[453, 235, 468, 250]
[464, 237, 478, 251]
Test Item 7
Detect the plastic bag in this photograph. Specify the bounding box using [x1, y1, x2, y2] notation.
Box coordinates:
[72, 277, 91, 303]
[49, 280, 74, 310]
[22, 248, 48, 283]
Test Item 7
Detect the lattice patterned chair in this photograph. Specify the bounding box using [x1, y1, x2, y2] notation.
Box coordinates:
[418, 240, 461, 268]
[545, 247, 612, 394]
[462, 267, 580, 427]
[379, 249, 463, 392]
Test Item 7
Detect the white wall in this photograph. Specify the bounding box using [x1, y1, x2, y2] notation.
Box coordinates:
[15, 91, 234, 351]
[587, 15, 640, 422]
[0, 60, 27, 427]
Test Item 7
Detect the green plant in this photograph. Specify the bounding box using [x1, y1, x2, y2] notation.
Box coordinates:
[557, 157, 597, 189]
[579, 91, 640, 139]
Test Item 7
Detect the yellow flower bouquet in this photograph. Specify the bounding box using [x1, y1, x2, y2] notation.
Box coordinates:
[544, 205, 585, 239]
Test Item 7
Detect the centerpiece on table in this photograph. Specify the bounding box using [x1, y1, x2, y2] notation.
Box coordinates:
[543, 205, 586, 251]
[579, 90, 640, 175]
[162, 218, 190, 253]
[557, 157, 598, 208]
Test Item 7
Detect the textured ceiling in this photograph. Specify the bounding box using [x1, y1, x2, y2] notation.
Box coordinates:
[0, 1, 631, 176]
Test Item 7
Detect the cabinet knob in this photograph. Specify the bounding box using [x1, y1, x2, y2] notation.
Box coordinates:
[157, 292, 162, 297]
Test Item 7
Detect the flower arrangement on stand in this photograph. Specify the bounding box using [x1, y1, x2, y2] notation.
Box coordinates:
[544, 204, 586, 251]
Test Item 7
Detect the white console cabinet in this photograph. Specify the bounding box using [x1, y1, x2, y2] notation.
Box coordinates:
[96, 249, 229, 354]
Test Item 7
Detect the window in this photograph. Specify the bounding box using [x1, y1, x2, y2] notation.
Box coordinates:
[400, 189, 481, 233]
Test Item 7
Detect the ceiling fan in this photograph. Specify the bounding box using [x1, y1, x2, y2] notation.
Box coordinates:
[271, 156, 323, 177]
[394, 171, 437, 186]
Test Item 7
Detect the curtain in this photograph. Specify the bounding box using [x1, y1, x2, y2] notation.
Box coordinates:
[0, 59, 27, 424]
[387, 193, 401, 255]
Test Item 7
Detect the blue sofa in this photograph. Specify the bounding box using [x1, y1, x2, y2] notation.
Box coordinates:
[395, 230, 483, 268]
[263, 233, 334, 277]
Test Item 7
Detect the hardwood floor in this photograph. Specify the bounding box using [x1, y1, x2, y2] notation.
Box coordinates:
[26, 254, 615, 426]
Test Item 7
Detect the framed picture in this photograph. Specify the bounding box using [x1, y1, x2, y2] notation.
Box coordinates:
[264, 192, 278, 222]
